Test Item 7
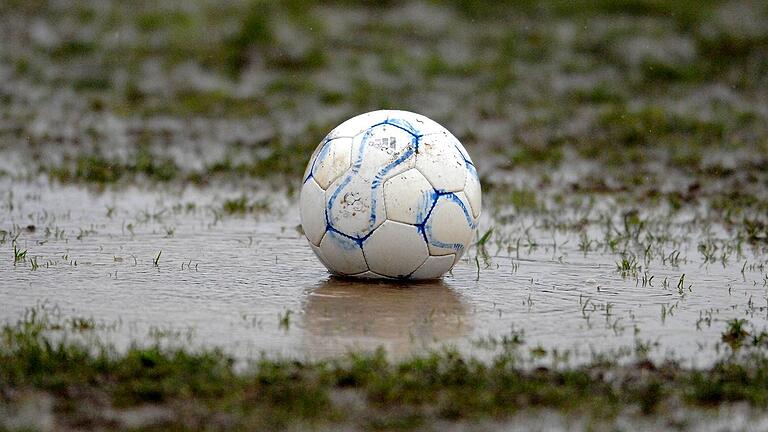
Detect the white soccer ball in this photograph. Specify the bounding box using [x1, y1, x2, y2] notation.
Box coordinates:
[300, 110, 481, 280]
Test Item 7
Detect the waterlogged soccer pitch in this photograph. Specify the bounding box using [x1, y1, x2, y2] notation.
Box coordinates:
[0, 0, 767, 364]
[1, 0, 768, 429]
[2, 160, 767, 365]
[10, 158, 768, 431]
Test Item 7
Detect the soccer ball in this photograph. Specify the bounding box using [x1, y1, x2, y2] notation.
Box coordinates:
[300, 110, 481, 279]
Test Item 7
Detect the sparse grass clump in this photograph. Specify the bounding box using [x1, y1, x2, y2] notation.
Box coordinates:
[47, 150, 179, 184]
[741, 219, 768, 244]
[616, 253, 639, 276]
[508, 143, 564, 167]
[46, 132, 324, 185]
[222, 1, 274, 77]
[223, 196, 249, 214]
[722, 319, 750, 351]
[222, 195, 270, 215]
[488, 186, 542, 211]
[597, 106, 726, 149]
[12, 244, 27, 264]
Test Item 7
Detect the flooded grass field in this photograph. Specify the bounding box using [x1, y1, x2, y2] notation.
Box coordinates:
[2, 0, 768, 430]
[2, 178, 768, 367]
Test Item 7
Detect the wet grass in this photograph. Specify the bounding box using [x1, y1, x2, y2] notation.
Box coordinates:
[45, 138, 320, 185]
[222, 195, 270, 215]
[4, 0, 764, 197]
[119, 89, 270, 118]
[2, 311, 768, 430]
[47, 148, 179, 184]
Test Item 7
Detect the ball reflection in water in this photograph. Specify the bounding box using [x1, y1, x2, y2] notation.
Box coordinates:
[302, 277, 471, 357]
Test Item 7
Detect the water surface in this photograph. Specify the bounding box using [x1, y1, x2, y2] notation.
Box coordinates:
[2, 179, 765, 365]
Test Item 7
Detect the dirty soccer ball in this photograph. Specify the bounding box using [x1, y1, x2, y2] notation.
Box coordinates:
[300, 110, 481, 279]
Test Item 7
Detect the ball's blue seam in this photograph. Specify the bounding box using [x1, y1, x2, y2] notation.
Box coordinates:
[303, 136, 340, 184]
[422, 192, 476, 252]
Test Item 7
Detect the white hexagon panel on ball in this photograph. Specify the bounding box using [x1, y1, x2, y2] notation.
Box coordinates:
[299, 110, 481, 280]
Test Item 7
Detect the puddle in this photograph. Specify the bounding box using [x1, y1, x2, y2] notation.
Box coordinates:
[2, 178, 766, 365]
